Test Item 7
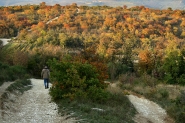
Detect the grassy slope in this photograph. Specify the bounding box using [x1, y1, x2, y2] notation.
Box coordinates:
[56, 93, 136, 123]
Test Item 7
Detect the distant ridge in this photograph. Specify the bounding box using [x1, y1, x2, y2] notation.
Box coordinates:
[0, 0, 184, 10]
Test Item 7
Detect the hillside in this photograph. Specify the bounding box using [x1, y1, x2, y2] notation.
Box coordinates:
[0, 3, 185, 123]
[0, 3, 185, 78]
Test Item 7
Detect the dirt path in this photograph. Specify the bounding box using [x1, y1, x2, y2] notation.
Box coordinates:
[108, 82, 174, 123]
[0, 38, 11, 46]
[1, 79, 76, 123]
[1, 79, 175, 123]
[127, 95, 174, 123]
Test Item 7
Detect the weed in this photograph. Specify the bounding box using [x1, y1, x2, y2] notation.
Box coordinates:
[158, 89, 169, 99]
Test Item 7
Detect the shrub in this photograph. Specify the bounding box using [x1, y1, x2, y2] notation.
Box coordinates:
[158, 89, 169, 99]
[140, 73, 157, 87]
[0, 62, 28, 86]
[87, 85, 111, 103]
[48, 56, 109, 102]
[167, 91, 185, 123]
[162, 51, 185, 85]
[8, 65, 27, 80]
[119, 73, 136, 85]
[164, 73, 175, 84]
[108, 62, 131, 80]
[177, 74, 185, 85]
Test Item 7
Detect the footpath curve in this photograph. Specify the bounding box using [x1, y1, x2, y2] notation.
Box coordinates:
[108, 82, 174, 123]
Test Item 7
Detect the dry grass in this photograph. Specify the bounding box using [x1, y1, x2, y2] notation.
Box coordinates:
[157, 84, 185, 100]
[106, 81, 123, 94]
[119, 73, 185, 123]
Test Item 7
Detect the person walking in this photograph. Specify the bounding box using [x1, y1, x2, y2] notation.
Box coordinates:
[41, 66, 50, 89]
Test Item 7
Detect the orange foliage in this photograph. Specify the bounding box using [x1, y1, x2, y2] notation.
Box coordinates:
[138, 50, 154, 72]
[74, 47, 109, 83]
[37, 22, 46, 29]
[139, 50, 152, 63]
[63, 23, 70, 29]
[80, 22, 89, 30]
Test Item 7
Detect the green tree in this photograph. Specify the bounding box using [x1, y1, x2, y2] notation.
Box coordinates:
[59, 33, 68, 48]
[162, 51, 185, 84]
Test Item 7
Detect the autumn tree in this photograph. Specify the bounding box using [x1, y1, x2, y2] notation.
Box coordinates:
[138, 49, 154, 74]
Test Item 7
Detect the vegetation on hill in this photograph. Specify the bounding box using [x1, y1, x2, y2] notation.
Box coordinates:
[48, 49, 109, 101]
[0, 3, 185, 83]
[0, 2, 185, 122]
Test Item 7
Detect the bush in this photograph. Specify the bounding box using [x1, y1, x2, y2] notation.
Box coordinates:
[167, 91, 185, 123]
[108, 61, 132, 80]
[27, 54, 47, 77]
[48, 56, 109, 102]
[158, 89, 169, 99]
[162, 51, 185, 85]
[140, 73, 158, 87]
[164, 73, 175, 84]
[0, 62, 28, 86]
[8, 65, 27, 80]
[87, 85, 111, 103]
[119, 73, 136, 85]
[177, 74, 185, 85]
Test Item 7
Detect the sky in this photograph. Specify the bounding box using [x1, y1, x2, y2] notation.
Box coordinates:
[0, 0, 184, 10]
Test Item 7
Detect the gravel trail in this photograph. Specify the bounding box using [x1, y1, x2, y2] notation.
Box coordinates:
[0, 38, 11, 45]
[1, 79, 75, 123]
[127, 95, 174, 123]
[108, 82, 174, 123]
